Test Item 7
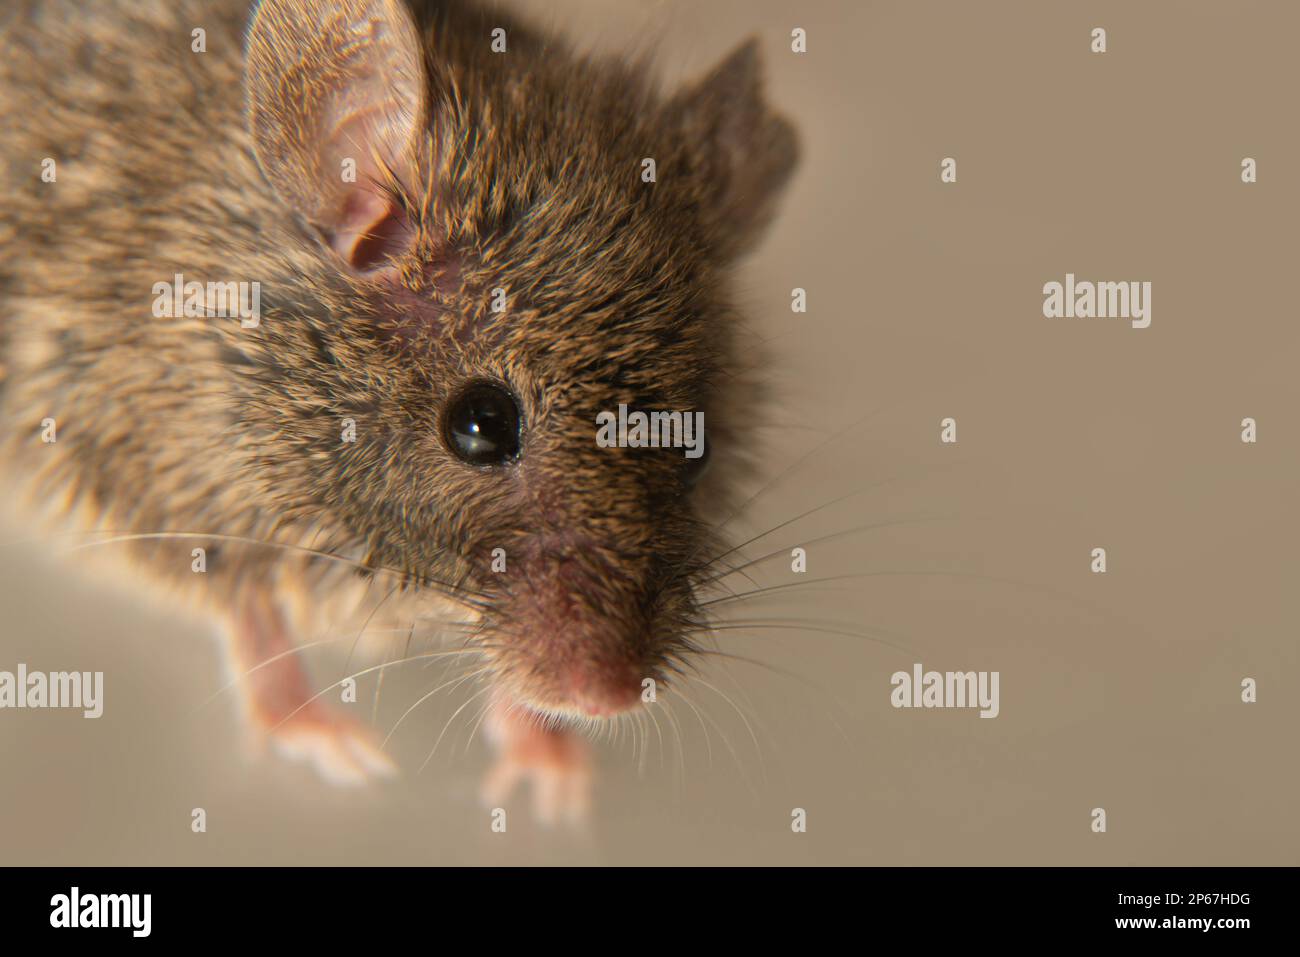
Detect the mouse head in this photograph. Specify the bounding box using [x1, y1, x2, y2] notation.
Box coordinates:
[241, 0, 797, 720]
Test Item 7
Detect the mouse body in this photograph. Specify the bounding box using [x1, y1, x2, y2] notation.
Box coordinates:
[0, 0, 797, 819]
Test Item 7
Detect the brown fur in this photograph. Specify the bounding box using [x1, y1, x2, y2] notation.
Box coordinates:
[0, 0, 796, 746]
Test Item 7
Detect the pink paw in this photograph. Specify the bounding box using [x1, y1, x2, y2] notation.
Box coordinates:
[262, 704, 398, 787]
[481, 704, 592, 826]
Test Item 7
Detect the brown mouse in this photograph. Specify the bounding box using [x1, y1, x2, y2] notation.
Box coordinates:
[0, 0, 797, 822]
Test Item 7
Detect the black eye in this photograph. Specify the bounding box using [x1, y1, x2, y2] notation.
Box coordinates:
[683, 432, 710, 487]
[442, 381, 521, 466]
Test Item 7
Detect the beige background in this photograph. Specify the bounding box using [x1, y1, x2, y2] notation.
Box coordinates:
[2, 0, 1297, 865]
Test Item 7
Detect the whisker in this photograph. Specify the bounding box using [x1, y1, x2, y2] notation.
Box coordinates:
[342, 582, 401, 679]
[653, 407, 899, 603]
[676, 688, 759, 802]
[701, 478, 958, 582]
[731, 569, 1143, 636]
[635, 711, 651, 777]
[700, 513, 960, 587]
[691, 649, 855, 749]
[673, 689, 714, 771]
[462, 694, 497, 755]
[695, 552, 763, 594]
[372, 621, 415, 726]
[661, 698, 687, 792]
[419, 683, 495, 774]
[702, 620, 918, 658]
[650, 708, 666, 776]
[62, 531, 490, 610]
[269, 649, 484, 733]
[196, 632, 356, 713]
[690, 676, 766, 787]
[709, 404, 894, 544]
[195, 617, 476, 715]
[382, 663, 490, 748]
[700, 571, 915, 608]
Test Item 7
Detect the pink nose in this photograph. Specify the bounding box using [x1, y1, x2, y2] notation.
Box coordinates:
[562, 666, 642, 718]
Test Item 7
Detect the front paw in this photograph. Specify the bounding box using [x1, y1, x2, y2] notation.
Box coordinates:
[258, 702, 398, 787]
[480, 704, 592, 826]
[228, 594, 397, 787]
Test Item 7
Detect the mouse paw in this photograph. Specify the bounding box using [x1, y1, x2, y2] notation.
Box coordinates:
[480, 705, 592, 827]
[228, 595, 398, 787]
[259, 704, 398, 787]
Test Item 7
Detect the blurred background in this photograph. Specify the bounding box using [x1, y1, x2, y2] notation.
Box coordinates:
[1, 0, 1297, 865]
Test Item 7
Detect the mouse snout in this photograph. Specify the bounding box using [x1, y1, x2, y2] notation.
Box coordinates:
[487, 534, 672, 719]
[557, 660, 644, 718]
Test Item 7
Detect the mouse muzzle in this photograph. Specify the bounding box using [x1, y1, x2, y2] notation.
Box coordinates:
[482, 533, 687, 720]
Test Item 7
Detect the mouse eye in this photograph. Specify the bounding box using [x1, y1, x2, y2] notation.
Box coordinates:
[683, 433, 710, 488]
[442, 381, 522, 466]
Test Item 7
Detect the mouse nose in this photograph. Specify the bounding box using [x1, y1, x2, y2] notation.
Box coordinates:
[562, 664, 643, 718]
[495, 535, 658, 719]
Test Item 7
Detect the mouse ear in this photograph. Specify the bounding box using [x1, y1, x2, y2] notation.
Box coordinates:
[669, 39, 799, 259]
[245, 0, 425, 272]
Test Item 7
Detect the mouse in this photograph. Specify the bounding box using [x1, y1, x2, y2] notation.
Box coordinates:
[0, 0, 797, 824]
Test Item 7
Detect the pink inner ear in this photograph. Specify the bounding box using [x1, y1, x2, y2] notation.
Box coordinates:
[329, 188, 414, 273]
